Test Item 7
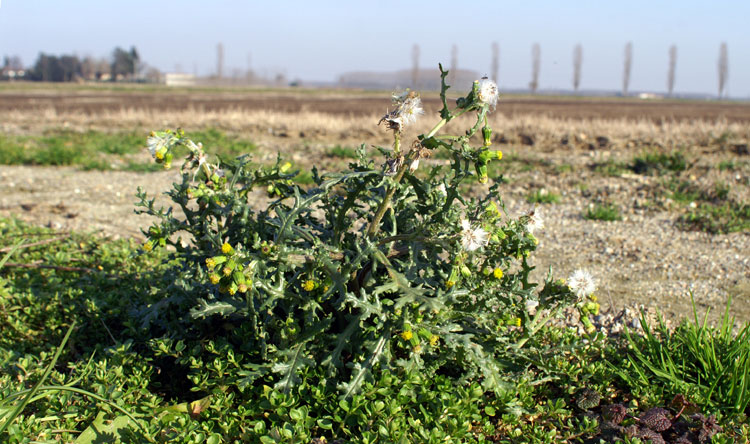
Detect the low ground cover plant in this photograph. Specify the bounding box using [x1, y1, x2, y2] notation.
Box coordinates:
[1, 68, 749, 443]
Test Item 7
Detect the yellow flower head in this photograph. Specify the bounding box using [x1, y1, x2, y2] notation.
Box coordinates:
[445, 280, 455, 289]
[228, 286, 237, 295]
[238, 283, 248, 293]
[209, 274, 220, 285]
[205, 258, 216, 269]
[222, 266, 232, 277]
[493, 268, 504, 279]
[221, 242, 233, 254]
[513, 317, 522, 327]
[429, 335, 439, 346]
[143, 241, 153, 252]
[400, 330, 413, 341]
[302, 280, 316, 292]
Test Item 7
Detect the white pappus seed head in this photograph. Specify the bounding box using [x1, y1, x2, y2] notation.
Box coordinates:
[568, 269, 596, 300]
[379, 90, 424, 132]
[477, 78, 499, 108]
[460, 218, 489, 252]
[526, 211, 544, 234]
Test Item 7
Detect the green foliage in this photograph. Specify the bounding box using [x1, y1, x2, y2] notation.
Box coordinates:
[327, 145, 359, 159]
[678, 201, 750, 234]
[584, 202, 622, 221]
[0, 129, 257, 171]
[629, 150, 688, 175]
[526, 189, 561, 204]
[592, 159, 627, 177]
[618, 297, 750, 414]
[1, 219, 747, 441]
[137, 69, 578, 402]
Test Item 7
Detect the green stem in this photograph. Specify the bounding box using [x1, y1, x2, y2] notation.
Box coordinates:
[366, 107, 472, 240]
[425, 118, 448, 139]
[365, 164, 408, 239]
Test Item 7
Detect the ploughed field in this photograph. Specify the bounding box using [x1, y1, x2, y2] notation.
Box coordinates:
[0, 84, 749, 326]
[2, 85, 750, 121]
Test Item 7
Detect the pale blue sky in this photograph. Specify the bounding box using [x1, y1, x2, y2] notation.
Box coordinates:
[1, 1, 747, 97]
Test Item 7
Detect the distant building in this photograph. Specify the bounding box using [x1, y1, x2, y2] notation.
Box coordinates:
[638, 93, 663, 100]
[164, 73, 196, 87]
[0, 67, 26, 80]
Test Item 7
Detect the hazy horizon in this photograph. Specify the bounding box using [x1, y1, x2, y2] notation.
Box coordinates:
[1, 0, 748, 97]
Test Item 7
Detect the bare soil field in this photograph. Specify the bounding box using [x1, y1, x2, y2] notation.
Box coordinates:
[1, 85, 749, 326]
[2, 86, 750, 121]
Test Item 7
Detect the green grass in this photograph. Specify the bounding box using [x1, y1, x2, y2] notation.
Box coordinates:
[584, 202, 622, 221]
[619, 296, 750, 414]
[0, 128, 257, 171]
[716, 160, 750, 171]
[327, 145, 359, 159]
[591, 159, 627, 177]
[526, 189, 561, 204]
[629, 150, 688, 175]
[679, 201, 750, 234]
[663, 178, 749, 234]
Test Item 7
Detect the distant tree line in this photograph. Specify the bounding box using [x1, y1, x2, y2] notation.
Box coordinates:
[422, 41, 731, 98]
[4, 46, 145, 82]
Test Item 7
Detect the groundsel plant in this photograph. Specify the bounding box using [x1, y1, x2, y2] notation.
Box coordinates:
[136, 65, 589, 398]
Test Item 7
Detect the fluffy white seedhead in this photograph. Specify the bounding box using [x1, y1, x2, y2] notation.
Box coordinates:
[460, 218, 489, 252]
[477, 78, 499, 108]
[526, 211, 544, 234]
[568, 269, 596, 300]
[380, 90, 424, 132]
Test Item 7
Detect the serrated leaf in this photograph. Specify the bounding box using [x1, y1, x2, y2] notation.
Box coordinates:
[75, 412, 134, 444]
[189, 299, 238, 319]
[338, 333, 389, 400]
[272, 343, 314, 394]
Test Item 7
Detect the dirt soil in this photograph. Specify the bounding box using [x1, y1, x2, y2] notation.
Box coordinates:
[1, 88, 749, 325]
[3, 87, 750, 121]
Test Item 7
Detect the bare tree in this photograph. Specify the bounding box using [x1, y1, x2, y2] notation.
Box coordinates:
[411, 44, 420, 88]
[491, 42, 499, 82]
[667, 45, 677, 97]
[718, 42, 728, 98]
[622, 41, 633, 96]
[216, 43, 224, 79]
[573, 43, 583, 93]
[449, 44, 458, 85]
[529, 43, 540, 93]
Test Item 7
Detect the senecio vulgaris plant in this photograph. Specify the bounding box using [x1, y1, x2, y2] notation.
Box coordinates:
[136, 65, 599, 398]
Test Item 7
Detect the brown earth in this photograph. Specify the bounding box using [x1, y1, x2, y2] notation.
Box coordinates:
[3, 86, 750, 121]
[1, 86, 749, 326]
